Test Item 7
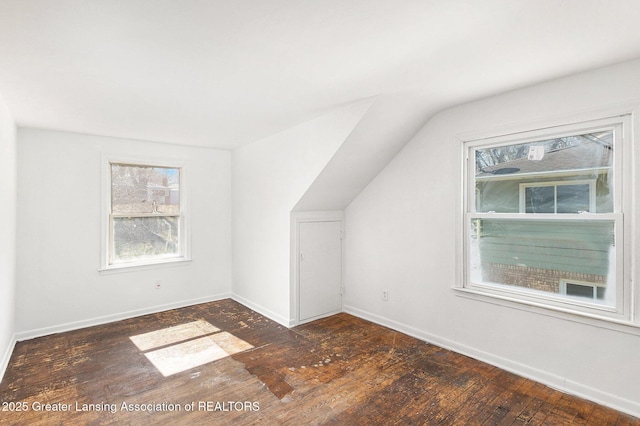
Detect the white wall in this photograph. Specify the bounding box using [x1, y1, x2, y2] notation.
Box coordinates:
[294, 94, 429, 212]
[344, 59, 640, 416]
[15, 128, 232, 337]
[232, 101, 369, 325]
[0, 93, 17, 379]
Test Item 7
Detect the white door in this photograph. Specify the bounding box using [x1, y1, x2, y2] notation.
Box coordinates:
[298, 220, 343, 322]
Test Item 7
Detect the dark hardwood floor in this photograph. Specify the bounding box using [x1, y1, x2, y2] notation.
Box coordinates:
[0, 299, 637, 425]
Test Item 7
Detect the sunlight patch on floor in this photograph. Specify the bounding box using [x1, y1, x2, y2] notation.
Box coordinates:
[130, 321, 254, 377]
[130, 320, 220, 351]
[144, 336, 229, 376]
[209, 331, 254, 354]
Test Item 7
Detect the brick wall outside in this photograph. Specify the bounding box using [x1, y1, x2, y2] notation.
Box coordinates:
[482, 263, 606, 294]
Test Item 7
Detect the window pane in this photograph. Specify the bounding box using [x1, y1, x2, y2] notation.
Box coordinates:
[112, 164, 180, 215]
[525, 186, 555, 213]
[469, 218, 615, 307]
[113, 217, 180, 261]
[566, 283, 595, 299]
[557, 184, 590, 213]
[475, 131, 613, 213]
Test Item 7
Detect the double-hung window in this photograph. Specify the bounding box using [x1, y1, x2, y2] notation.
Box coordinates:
[103, 160, 188, 270]
[462, 116, 630, 321]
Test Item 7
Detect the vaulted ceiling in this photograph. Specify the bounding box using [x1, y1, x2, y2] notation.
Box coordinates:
[2, 0, 640, 149]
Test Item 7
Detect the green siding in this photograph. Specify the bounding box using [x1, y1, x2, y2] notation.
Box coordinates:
[476, 180, 519, 212]
[477, 219, 614, 276]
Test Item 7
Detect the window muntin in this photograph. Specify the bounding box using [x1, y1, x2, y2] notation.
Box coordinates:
[464, 119, 625, 318]
[109, 163, 183, 265]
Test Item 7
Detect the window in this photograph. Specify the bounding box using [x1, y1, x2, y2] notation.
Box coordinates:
[463, 116, 630, 321]
[559, 280, 605, 301]
[519, 180, 595, 213]
[102, 160, 189, 269]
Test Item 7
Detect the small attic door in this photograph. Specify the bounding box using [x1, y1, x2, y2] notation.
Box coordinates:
[297, 220, 343, 323]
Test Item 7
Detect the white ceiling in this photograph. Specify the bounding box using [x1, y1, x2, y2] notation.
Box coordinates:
[2, 0, 640, 149]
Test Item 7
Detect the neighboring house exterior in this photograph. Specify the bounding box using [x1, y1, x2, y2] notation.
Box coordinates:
[472, 132, 614, 303]
[110, 164, 182, 262]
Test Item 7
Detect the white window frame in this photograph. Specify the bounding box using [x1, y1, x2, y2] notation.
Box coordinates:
[459, 115, 631, 324]
[518, 179, 596, 213]
[100, 155, 191, 272]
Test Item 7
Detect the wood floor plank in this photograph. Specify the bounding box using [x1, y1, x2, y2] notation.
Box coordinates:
[0, 299, 637, 425]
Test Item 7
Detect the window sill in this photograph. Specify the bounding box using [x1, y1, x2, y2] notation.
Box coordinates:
[98, 257, 192, 274]
[454, 287, 640, 336]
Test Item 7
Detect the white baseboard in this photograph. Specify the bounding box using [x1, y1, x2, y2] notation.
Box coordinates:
[15, 293, 232, 341]
[231, 293, 292, 327]
[0, 334, 17, 384]
[343, 304, 640, 419]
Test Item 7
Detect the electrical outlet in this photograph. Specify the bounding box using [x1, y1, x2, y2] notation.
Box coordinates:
[155, 280, 162, 289]
[382, 290, 388, 301]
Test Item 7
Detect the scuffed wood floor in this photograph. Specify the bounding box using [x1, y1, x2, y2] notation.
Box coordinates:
[0, 299, 637, 425]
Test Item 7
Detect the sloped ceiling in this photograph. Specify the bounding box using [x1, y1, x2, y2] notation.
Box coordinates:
[294, 93, 431, 211]
[1, 1, 640, 149]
